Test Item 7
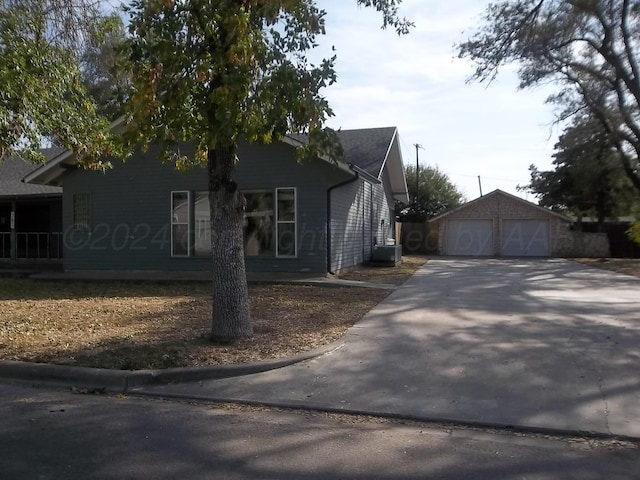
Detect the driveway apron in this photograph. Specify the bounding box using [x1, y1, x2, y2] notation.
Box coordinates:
[137, 259, 640, 437]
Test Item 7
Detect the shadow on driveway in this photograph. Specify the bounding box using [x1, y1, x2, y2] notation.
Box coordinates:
[138, 259, 640, 438]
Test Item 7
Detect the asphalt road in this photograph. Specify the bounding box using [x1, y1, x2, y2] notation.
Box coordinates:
[1, 382, 638, 480]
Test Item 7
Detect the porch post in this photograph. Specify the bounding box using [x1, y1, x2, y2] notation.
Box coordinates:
[10, 200, 16, 261]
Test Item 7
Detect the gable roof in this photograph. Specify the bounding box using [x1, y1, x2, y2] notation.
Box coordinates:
[24, 118, 410, 203]
[337, 127, 409, 203]
[22, 117, 130, 187]
[0, 149, 63, 198]
[336, 127, 397, 177]
[429, 189, 572, 222]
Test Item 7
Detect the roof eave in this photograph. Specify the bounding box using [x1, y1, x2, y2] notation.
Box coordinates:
[22, 150, 74, 186]
[383, 129, 410, 204]
[282, 133, 355, 177]
[23, 116, 127, 186]
[377, 127, 397, 180]
[394, 192, 411, 204]
[429, 189, 573, 223]
[24, 121, 377, 187]
[0, 192, 62, 199]
[350, 164, 381, 184]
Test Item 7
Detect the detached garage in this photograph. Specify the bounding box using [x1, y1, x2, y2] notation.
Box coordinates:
[430, 189, 571, 257]
[446, 219, 493, 256]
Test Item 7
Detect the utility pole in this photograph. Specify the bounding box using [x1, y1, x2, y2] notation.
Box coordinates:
[478, 175, 483, 197]
[414, 143, 424, 209]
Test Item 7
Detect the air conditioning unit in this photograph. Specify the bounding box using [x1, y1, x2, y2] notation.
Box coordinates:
[372, 245, 402, 265]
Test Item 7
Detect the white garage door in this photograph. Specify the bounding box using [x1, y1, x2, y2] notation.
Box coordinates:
[447, 220, 493, 256]
[501, 220, 549, 256]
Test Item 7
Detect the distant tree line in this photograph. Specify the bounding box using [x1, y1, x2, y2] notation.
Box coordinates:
[397, 165, 465, 223]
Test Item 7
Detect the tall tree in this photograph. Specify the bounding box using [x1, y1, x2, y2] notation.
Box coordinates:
[398, 165, 464, 222]
[81, 15, 130, 121]
[121, 0, 411, 342]
[457, 0, 640, 193]
[518, 115, 638, 231]
[0, 1, 120, 165]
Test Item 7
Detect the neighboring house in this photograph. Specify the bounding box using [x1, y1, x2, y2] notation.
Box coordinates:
[0, 151, 63, 264]
[24, 123, 409, 274]
[429, 189, 573, 257]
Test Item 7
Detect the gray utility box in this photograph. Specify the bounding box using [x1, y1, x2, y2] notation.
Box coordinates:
[371, 245, 402, 265]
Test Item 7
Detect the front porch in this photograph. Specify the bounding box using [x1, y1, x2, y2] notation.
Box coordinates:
[0, 198, 63, 265]
[0, 232, 63, 262]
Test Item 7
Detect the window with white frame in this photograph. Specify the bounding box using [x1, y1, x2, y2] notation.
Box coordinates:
[171, 191, 190, 256]
[170, 188, 296, 258]
[276, 188, 296, 257]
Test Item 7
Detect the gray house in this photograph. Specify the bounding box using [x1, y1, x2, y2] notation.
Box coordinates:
[0, 152, 63, 265]
[25, 125, 409, 274]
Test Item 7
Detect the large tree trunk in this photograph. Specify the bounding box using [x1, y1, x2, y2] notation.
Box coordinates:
[208, 144, 252, 342]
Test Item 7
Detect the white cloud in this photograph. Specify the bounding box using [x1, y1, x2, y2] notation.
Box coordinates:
[313, 0, 562, 200]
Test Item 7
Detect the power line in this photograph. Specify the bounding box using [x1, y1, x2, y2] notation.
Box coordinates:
[447, 172, 528, 183]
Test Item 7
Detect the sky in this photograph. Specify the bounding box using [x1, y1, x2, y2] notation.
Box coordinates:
[314, 0, 563, 202]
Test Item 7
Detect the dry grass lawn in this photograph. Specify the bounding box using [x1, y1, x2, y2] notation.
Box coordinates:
[335, 255, 428, 285]
[0, 256, 428, 370]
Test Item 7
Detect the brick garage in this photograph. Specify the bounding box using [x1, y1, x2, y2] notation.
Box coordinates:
[429, 189, 572, 257]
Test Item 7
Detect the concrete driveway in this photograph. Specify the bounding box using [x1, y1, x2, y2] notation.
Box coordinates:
[139, 259, 640, 438]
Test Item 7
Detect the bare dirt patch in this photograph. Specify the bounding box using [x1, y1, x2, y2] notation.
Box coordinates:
[336, 255, 428, 285]
[0, 256, 427, 370]
[573, 258, 640, 278]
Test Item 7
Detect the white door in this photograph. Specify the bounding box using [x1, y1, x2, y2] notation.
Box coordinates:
[447, 220, 493, 256]
[501, 220, 549, 256]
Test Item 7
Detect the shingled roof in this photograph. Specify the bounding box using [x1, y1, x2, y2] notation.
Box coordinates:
[0, 149, 63, 198]
[285, 126, 408, 203]
[289, 127, 398, 177]
[336, 127, 397, 177]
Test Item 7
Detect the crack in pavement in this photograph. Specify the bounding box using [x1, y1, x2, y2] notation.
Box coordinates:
[564, 330, 613, 436]
[597, 375, 613, 436]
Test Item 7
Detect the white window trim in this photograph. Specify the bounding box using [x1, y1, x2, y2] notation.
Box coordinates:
[171, 191, 191, 257]
[275, 187, 297, 258]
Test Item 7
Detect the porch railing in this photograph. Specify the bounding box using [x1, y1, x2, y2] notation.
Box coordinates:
[0, 232, 63, 260]
[0, 232, 8, 259]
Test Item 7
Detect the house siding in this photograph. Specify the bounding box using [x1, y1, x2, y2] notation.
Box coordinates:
[374, 175, 394, 245]
[330, 178, 365, 272]
[61, 141, 341, 273]
[363, 182, 373, 257]
[383, 170, 396, 243]
[329, 174, 394, 272]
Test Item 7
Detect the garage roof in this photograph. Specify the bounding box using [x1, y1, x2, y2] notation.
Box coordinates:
[430, 189, 572, 222]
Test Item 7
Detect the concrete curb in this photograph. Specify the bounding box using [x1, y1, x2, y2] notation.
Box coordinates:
[27, 271, 398, 290]
[126, 393, 640, 443]
[0, 341, 344, 393]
